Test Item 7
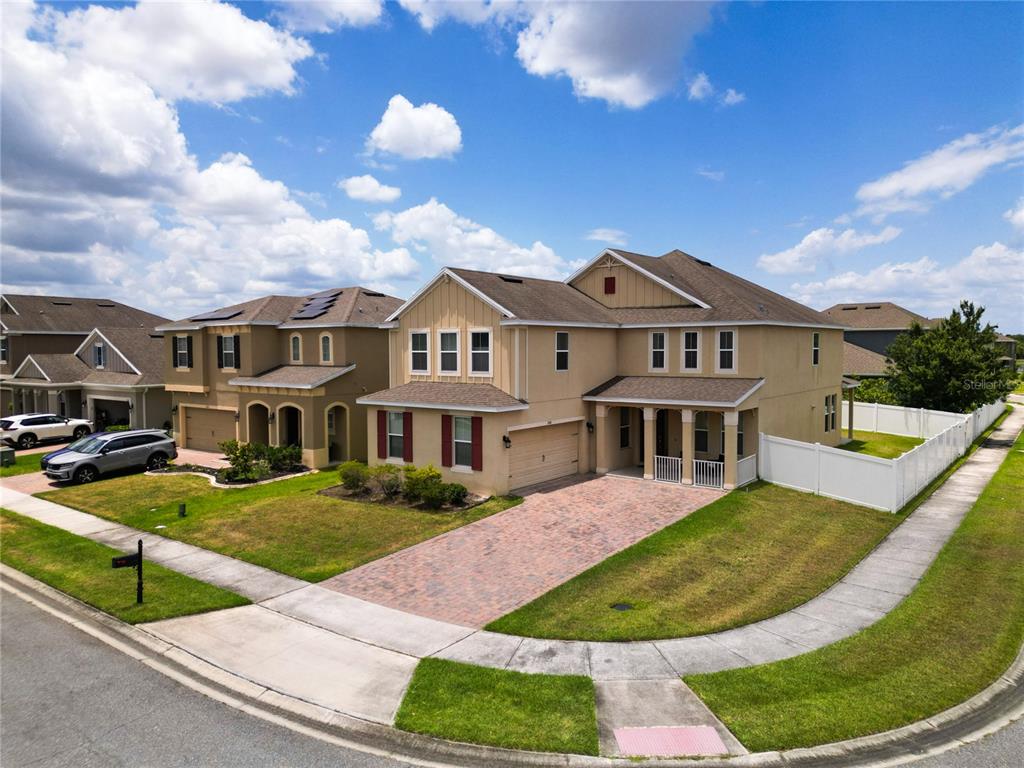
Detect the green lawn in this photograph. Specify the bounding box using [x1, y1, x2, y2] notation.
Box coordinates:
[395, 658, 599, 755]
[0, 509, 248, 623]
[486, 482, 899, 641]
[40, 473, 521, 582]
[1, 452, 43, 478]
[685, 420, 1024, 752]
[837, 430, 924, 459]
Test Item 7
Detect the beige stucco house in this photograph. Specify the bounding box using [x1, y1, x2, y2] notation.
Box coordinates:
[358, 249, 847, 496]
[157, 287, 402, 468]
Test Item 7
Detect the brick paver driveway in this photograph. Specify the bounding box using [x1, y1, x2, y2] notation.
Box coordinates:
[322, 474, 723, 627]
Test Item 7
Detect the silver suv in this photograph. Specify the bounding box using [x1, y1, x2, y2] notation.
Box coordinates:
[42, 430, 177, 484]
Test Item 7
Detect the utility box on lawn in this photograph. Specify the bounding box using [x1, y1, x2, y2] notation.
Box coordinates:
[0, 446, 15, 467]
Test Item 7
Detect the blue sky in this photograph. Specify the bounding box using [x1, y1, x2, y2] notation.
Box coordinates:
[3, 1, 1022, 330]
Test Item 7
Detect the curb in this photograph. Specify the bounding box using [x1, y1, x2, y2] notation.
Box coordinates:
[2, 564, 1021, 767]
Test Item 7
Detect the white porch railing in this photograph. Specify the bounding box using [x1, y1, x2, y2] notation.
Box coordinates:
[693, 459, 724, 489]
[737, 454, 758, 487]
[654, 455, 681, 483]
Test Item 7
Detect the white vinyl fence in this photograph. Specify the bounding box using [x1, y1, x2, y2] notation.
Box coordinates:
[761, 399, 1005, 512]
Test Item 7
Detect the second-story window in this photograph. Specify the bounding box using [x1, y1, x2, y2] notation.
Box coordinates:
[555, 331, 569, 371]
[470, 329, 491, 375]
[220, 335, 236, 369]
[174, 336, 191, 368]
[682, 330, 700, 371]
[717, 330, 736, 372]
[321, 334, 332, 363]
[439, 330, 459, 374]
[410, 330, 429, 374]
[93, 343, 105, 368]
[650, 331, 666, 371]
[290, 334, 301, 363]
[812, 332, 820, 366]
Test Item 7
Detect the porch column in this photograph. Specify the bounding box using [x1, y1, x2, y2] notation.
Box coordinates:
[642, 407, 655, 480]
[847, 388, 854, 440]
[723, 411, 739, 490]
[681, 409, 694, 484]
[594, 405, 609, 474]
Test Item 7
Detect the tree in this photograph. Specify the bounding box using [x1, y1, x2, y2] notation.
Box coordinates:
[885, 301, 1014, 412]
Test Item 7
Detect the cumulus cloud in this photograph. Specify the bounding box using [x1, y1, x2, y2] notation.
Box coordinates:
[585, 228, 628, 247]
[1004, 198, 1024, 232]
[855, 124, 1024, 221]
[687, 72, 713, 101]
[720, 88, 745, 106]
[274, 0, 384, 32]
[790, 242, 1024, 329]
[374, 198, 568, 278]
[52, 0, 314, 103]
[366, 94, 463, 159]
[337, 174, 402, 203]
[758, 226, 902, 275]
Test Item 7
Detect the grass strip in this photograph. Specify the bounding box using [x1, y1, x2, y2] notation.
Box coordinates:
[0, 508, 248, 623]
[837, 430, 924, 459]
[1, 452, 43, 478]
[685, 416, 1024, 751]
[395, 658, 599, 755]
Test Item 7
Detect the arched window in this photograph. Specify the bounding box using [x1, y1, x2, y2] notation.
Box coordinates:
[320, 333, 332, 364]
[290, 334, 302, 363]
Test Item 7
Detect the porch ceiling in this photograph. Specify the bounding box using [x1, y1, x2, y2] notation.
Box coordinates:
[583, 375, 764, 408]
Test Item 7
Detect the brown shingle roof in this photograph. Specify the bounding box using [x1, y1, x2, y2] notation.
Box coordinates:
[358, 382, 528, 411]
[15, 354, 91, 383]
[228, 365, 355, 389]
[448, 269, 618, 324]
[822, 301, 932, 329]
[584, 376, 764, 406]
[0, 294, 168, 334]
[96, 328, 166, 384]
[843, 342, 890, 377]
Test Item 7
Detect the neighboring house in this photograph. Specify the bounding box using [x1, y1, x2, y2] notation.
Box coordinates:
[842, 341, 890, 378]
[157, 287, 402, 468]
[994, 334, 1017, 370]
[1, 294, 168, 416]
[5, 328, 172, 429]
[358, 249, 845, 495]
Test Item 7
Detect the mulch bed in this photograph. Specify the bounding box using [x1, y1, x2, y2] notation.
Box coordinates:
[154, 463, 310, 485]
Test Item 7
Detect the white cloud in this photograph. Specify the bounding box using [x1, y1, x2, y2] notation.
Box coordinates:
[274, 0, 384, 33]
[855, 124, 1024, 221]
[687, 71, 713, 101]
[1004, 198, 1024, 232]
[366, 94, 463, 160]
[180, 153, 307, 224]
[374, 197, 568, 278]
[52, 0, 314, 103]
[720, 88, 745, 106]
[758, 226, 902, 275]
[398, 0, 513, 31]
[697, 167, 725, 182]
[338, 174, 402, 203]
[585, 228, 628, 247]
[790, 242, 1024, 329]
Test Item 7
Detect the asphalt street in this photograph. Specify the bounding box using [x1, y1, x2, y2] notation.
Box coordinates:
[902, 718, 1023, 768]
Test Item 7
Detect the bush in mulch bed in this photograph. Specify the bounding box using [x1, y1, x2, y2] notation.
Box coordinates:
[328, 460, 479, 511]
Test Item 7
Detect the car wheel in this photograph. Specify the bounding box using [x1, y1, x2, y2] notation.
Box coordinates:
[72, 426, 89, 440]
[146, 453, 168, 471]
[74, 466, 98, 484]
[17, 433, 37, 449]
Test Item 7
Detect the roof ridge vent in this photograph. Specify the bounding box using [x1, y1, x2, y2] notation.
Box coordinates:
[498, 275, 523, 283]
[692, 258, 712, 267]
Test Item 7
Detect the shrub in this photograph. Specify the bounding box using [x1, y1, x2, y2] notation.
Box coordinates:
[217, 440, 275, 482]
[106, 424, 132, 432]
[338, 460, 369, 491]
[403, 464, 443, 502]
[444, 483, 469, 506]
[267, 443, 302, 471]
[419, 481, 449, 510]
[369, 464, 403, 499]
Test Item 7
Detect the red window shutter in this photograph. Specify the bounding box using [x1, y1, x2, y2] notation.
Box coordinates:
[471, 416, 483, 471]
[403, 411, 414, 463]
[604, 276, 616, 294]
[376, 410, 387, 459]
[441, 414, 453, 468]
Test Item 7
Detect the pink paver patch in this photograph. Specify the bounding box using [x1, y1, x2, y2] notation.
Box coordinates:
[613, 725, 728, 757]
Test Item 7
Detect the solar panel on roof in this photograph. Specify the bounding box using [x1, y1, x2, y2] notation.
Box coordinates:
[290, 307, 327, 320]
[303, 296, 337, 309]
[307, 288, 343, 299]
[188, 309, 242, 322]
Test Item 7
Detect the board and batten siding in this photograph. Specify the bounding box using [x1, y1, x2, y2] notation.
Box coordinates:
[78, 331, 135, 374]
[570, 262, 683, 308]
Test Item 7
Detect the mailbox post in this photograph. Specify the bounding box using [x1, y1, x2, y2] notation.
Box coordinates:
[111, 539, 143, 604]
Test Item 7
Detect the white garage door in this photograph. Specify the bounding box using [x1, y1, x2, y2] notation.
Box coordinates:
[185, 408, 236, 452]
[509, 421, 579, 490]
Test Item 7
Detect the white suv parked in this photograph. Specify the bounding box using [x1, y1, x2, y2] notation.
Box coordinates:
[0, 413, 94, 449]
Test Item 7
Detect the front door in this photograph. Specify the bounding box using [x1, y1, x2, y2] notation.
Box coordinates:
[656, 409, 668, 456]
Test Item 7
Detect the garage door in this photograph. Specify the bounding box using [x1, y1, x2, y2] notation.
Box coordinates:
[509, 421, 579, 490]
[185, 408, 236, 452]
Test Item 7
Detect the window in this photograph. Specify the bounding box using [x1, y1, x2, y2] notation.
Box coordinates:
[470, 329, 491, 375]
[830, 393, 837, 431]
[93, 343, 105, 368]
[0, 336, 7, 364]
[717, 329, 736, 372]
[812, 332, 820, 366]
[321, 334, 332, 363]
[737, 412, 744, 456]
[682, 330, 700, 371]
[387, 411, 404, 459]
[695, 411, 709, 453]
[650, 331, 666, 371]
[290, 335, 301, 363]
[453, 415, 473, 467]
[221, 335, 236, 369]
[555, 331, 569, 371]
[439, 330, 459, 374]
[824, 394, 838, 432]
[604, 276, 616, 294]
[619, 408, 630, 448]
[174, 336, 189, 368]
[410, 330, 429, 374]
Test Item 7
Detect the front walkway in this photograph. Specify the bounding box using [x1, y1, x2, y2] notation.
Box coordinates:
[322, 474, 724, 627]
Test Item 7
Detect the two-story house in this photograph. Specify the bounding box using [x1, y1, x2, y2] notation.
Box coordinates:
[358, 249, 846, 495]
[1, 293, 169, 417]
[157, 287, 402, 468]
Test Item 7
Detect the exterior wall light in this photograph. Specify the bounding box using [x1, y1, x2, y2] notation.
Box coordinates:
[502, 435, 511, 449]
[586, 421, 594, 434]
